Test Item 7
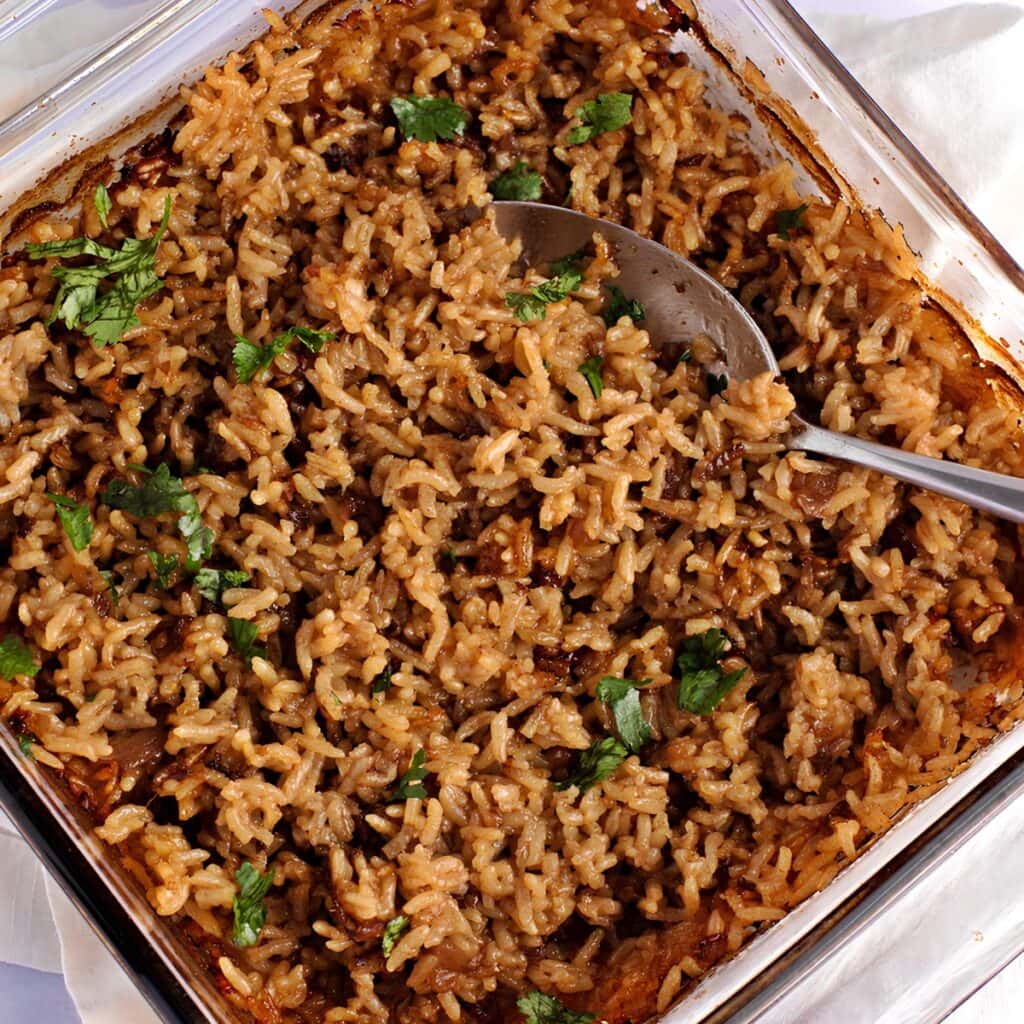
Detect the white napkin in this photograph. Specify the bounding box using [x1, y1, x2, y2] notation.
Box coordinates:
[0, 2, 1022, 1022]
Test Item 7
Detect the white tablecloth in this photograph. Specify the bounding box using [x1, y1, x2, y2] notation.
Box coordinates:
[0, 1, 1022, 1021]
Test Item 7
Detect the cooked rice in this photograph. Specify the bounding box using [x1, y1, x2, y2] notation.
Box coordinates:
[1, 0, 1023, 1021]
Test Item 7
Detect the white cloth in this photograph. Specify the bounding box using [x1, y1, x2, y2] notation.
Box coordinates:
[0, 1, 1022, 1022]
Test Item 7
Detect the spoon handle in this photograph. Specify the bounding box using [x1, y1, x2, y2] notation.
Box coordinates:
[794, 420, 1024, 523]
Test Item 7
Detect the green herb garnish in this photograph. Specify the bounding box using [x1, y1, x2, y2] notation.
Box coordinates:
[393, 748, 429, 801]
[227, 617, 264, 666]
[578, 355, 604, 398]
[517, 991, 596, 1024]
[26, 194, 171, 346]
[596, 676, 652, 753]
[381, 915, 410, 957]
[505, 265, 583, 324]
[566, 92, 633, 146]
[491, 161, 543, 201]
[0, 636, 40, 680]
[550, 249, 586, 277]
[775, 203, 809, 241]
[678, 349, 693, 363]
[46, 493, 93, 552]
[232, 863, 274, 948]
[555, 736, 628, 793]
[371, 665, 393, 696]
[94, 184, 112, 229]
[603, 284, 645, 327]
[232, 325, 333, 385]
[99, 570, 120, 609]
[17, 735, 35, 760]
[390, 95, 469, 143]
[676, 628, 748, 714]
[195, 568, 250, 605]
[147, 551, 180, 589]
[101, 463, 212, 571]
[707, 373, 728, 397]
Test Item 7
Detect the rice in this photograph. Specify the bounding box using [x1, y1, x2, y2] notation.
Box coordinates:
[1, 0, 1022, 1021]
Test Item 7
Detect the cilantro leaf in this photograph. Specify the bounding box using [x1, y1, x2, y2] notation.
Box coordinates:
[555, 736, 627, 793]
[578, 356, 604, 398]
[232, 325, 334, 384]
[603, 284, 645, 327]
[566, 92, 633, 146]
[17, 734, 35, 760]
[505, 267, 583, 323]
[0, 636, 40, 680]
[393, 748, 429, 801]
[390, 95, 469, 143]
[776, 203, 809, 241]
[27, 195, 171, 346]
[517, 991, 596, 1024]
[227, 617, 264, 666]
[491, 161, 543, 201]
[232, 863, 274, 948]
[99, 570, 120, 609]
[596, 676, 652, 753]
[371, 665, 393, 695]
[195, 568, 250, 605]
[676, 629, 748, 714]
[549, 249, 586, 278]
[94, 184, 112, 229]
[147, 551, 179, 589]
[381, 915, 410, 957]
[707, 372, 728, 397]
[101, 463, 212, 571]
[46, 493, 93, 552]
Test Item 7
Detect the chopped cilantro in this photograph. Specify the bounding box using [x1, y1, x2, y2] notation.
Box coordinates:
[17, 734, 35, 760]
[147, 551, 179, 589]
[596, 676, 652, 753]
[578, 355, 604, 398]
[517, 991, 596, 1024]
[676, 628, 748, 714]
[707, 372, 728, 397]
[775, 203, 809, 241]
[491, 161, 543, 201]
[93, 184, 112, 229]
[99, 570, 120, 609]
[566, 92, 633, 146]
[46, 493, 93, 552]
[555, 736, 628, 793]
[26, 194, 172, 346]
[0, 636, 40, 680]
[390, 95, 469, 143]
[603, 284, 645, 327]
[227, 617, 264, 666]
[549, 248, 586, 277]
[381, 915, 410, 957]
[232, 863, 274, 948]
[505, 266, 583, 323]
[440, 545, 458, 569]
[195, 568, 250, 605]
[232, 325, 334, 385]
[393, 748, 429, 801]
[371, 665, 393, 695]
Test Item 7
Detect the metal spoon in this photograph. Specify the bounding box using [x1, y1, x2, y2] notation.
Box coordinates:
[492, 200, 1024, 523]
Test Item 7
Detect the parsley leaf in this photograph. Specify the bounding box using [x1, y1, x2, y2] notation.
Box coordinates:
[233, 325, 334, 385]
[707, 372, 728, 397]
[94, 184, 112, 229]
[555, 736, 627, 793]
[46, 493, 93, 552]
[776, 203, 809, 241]
[566, 92, 633, 146]
[506, 267, 583, 323]
[227, 617, 264, 666]
[381, 915, 410, 957]
[147, 551, 179, 589]
[99, 570, 120, 609]
[390, 95, 469, 143]
[17, 734, 35, 760]
[0, 636, 40, 680]
[596, 676, 652, 753]
[517, 991, 596, 1024]
[195, 568, 250, 605]
[232, 863, 274, 948]
[578, 355, 604, 398]
[27, 195, 172, 346]
[101, 463, 212, 571]
[603, 284, 645, 327]
[676, 628, 748, 714]
[491, 161, 543, 201]
[372, 665, 393, 695]
[393, 748, 430, 801]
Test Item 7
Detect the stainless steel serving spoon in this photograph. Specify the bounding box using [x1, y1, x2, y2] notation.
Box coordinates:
[493, 200, 1024, 523]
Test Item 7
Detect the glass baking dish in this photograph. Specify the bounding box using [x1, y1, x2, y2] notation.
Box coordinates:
[1, 1, 1023, 1022]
